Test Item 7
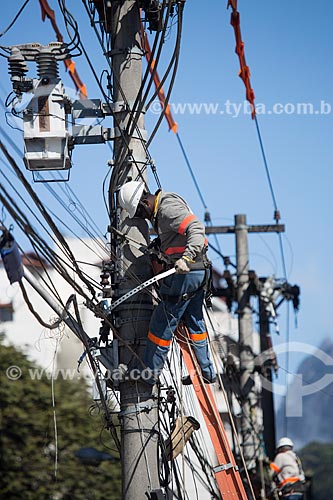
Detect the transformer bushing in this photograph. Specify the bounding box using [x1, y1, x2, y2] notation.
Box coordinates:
[8, 47, 30, 95]
[36, 48, 59, 80]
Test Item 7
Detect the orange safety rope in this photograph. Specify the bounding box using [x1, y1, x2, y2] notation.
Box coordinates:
[38, 0, 88, 99]
[227, 0, 256, 118]
[141, 25, 178, 133]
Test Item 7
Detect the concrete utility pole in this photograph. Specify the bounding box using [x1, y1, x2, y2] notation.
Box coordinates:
[208, 216, 285, 472]
[110, 2, 160, 499]
[235, 214, 258, 471]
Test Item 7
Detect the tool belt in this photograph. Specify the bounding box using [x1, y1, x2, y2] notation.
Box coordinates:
[148, 242, 213, 303]
[160, 266, 212, 305]
[280, 480, 306, 496]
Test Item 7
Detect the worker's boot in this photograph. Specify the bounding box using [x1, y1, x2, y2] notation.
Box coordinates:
[181, 374, 216, 385]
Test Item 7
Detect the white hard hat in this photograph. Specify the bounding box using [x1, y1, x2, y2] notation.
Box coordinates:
[118, 181, 145, 218]
[277, 437, 294, 449]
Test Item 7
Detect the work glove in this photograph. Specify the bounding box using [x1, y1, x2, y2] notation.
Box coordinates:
[174, 257, 190, 274]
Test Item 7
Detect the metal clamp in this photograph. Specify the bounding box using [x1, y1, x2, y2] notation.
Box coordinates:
[120, 401, 158, 417]
[214, 462, 239, 473]
[114, 316, 151, 327]
[105, 47, 145, 57]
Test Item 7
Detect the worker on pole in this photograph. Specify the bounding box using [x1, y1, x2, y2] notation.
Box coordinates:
[270, 437, 306, 500]
[118, 181, 216, 386]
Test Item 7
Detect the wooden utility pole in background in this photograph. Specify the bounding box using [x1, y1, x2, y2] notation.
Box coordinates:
[235, 213, 258, 471]
[110, 2, 160, 498]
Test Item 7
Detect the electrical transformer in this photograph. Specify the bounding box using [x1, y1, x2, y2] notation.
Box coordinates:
[8, 43, 72, 172]
[23, 78, 71, 171]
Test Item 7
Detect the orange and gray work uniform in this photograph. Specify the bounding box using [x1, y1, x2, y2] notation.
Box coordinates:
[270, 451, 305, 497]
[152, 191, 208, 269]
[143, 191, 216, 384]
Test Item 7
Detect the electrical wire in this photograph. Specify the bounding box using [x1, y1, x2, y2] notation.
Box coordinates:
[283, 301, 290, 437]
[254, 115, 288, 280]
[175, 132, 232, 268]
[158, 373, 217, 499]
[51, 338, 59, 478]
[146, 2, 184, 148]
[78, 3, 154, 193]
[0, 0, 31, 39]
[0, 139, 97, 299]
[81, 0, 169, 195]
[0, 129, 154, 314]
[204, 307, 258, 498]
[125, 1, 172, 146]
[0, 104, 109, 263]
[20, 280, 66, 329]
[0, 170, 97, 300]
[161, 344, 223, 497]
[56, 0, 82, 56]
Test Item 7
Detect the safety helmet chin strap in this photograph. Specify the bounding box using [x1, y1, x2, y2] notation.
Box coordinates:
[135, 199, 152, 220]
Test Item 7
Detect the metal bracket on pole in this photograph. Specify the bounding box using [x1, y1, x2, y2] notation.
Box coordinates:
[114, 316, 151, 327]
[214, 463, 239, 473]
[73, 126, 148, 145]
[103, 101, 147, 114]
[72, 99, 146, 119]
[119, 401, 158, 417]
[105, 47, 145, 57]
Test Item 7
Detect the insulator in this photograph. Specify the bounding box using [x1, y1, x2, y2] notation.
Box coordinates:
[8, 47, 29, 79]
[36, 48, 59, 79]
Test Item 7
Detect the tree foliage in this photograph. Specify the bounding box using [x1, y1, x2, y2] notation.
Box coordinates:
[299, 441, 333, 500]
[0, 337, 121, 500]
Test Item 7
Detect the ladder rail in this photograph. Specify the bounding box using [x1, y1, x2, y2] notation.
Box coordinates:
[176, 324, 249, 499]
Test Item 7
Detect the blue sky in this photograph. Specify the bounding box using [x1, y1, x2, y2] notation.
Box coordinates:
[0, 1, 332, 393]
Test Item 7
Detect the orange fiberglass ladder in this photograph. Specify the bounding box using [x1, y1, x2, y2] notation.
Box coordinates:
[176, 325, 248, 500]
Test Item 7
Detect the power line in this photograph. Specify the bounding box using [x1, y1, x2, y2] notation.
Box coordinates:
[0, 0, 31, 39]
[254, 115, 288, 280]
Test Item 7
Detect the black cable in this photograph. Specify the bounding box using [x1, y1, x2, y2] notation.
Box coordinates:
[0, 0, 31, 38]
[0, 174, 97, 303]
[77, 31, 149, 193]
[0, 122, 107, 259]
[126, 1, 171, 142]
[0, 139, 97, 299]
[40, 176, 108, 259]
[146, 2, 184, 148]
[20, 280, 68, 329]
[0, 140, 154, 376]
[145, 7, 180, 111]
[57, 0, 82, 55]
[81, 0, 166, 195]
[0, 160, 104, 296]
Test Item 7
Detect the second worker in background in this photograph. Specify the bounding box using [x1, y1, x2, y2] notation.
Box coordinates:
[119, 181, 216, 386]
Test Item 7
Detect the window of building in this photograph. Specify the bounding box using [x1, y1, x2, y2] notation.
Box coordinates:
[0, 303, 14, 322]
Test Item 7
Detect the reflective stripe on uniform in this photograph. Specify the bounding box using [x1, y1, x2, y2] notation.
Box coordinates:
[279, 476, 301, 488]
[178, 214, 196, 235]
[270, 462, 281, 473]
[148, 331, 172, 347]
[190, 332, 208, 341]
[165, 246, 186, 255]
